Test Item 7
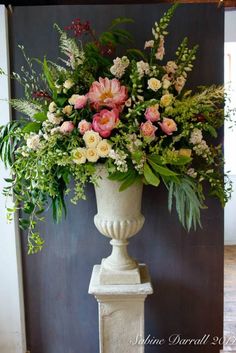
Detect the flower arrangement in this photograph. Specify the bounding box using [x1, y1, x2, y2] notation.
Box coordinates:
[0, 4, 232, 254]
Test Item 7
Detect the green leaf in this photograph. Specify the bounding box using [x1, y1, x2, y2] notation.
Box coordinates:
[147, 154, 165, 165]
[143, 162, 160, 187]
[148, 160, 177, 176]
[119, 171, 139, 191]
[22, 122, 41, 133]
[55, 95, 68, 107]
[127, 48, 147, 61]
[108, 170, 130, 182]
[43, 57, 55, 92]
[99, 32, 116, 45]
[33, 112, 47, 122]
[170, 155, 192, 166]
[109, 17, 134, 30]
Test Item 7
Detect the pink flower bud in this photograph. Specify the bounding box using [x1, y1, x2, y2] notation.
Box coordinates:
[78, 119, 92, 135]
[60, 121, 75, 134]
[74, 95, 88, 109]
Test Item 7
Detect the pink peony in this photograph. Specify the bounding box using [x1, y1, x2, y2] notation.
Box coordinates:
[60, 121, 75, 134]
[78, 119, 92, 135]
[159, 118, 177, 135]
[92, 109, 119, 138]
[145, 106, 160, 122]
[88, 77, 128, 110]
[140, 121, 157, 139]
[75, 95, 88, 109]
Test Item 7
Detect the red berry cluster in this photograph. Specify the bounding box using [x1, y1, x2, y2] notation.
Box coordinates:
[33, 91, 51, 100]
[65, 18, 90, 37]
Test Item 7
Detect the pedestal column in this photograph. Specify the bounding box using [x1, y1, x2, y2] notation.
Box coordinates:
[89, 264, 153, 353]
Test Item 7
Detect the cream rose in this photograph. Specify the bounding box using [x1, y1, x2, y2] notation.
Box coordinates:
[160, 93, 173, 107]
[83, 131, 101, 148]
[72, 148, 86, 164]
[62, 105, 73, 116]
[162, 79, 171, 90]
[96, 139, 111, 158]
[63, 79, 74, 90]
[148, 78, 162, 92]
[86, 148, 99, 162]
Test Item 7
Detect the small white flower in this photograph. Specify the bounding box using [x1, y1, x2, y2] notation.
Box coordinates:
[26, 134, 40, 150]
[47, 112, 63, 125]
[110, 56, 130, 79]
[48, 101, 57, 113]
[83, 131, 101, 148]
[50, 127, 61, 135]
[68, 94, 80, 105]
[63, 79, 74, 90]
[148, 78, 162, 91]
[86, 148, 99, 162]
[96, 140, 111, 158]
[189, 128, 203, 145]
[166, 61, 178, 74]
[175, 76, 186, 94]
[72, 148, 86, 164]
[187, 168, 197, 178]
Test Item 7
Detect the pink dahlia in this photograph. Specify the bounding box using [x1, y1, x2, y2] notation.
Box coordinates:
[92, 109, 119, 138]
[88, 77, 128, 110]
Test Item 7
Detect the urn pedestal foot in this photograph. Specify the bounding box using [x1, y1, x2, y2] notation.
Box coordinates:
[89, 264, 153, 353]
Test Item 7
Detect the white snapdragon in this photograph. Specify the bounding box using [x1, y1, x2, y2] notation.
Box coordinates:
[187, 168, 197, 178]
[48, 101, 57, 113]
[110, 56, 130, 78]
[166, 61, 178, 74]
[175, 76, 186, 93]
[144, 40, 154, 49]
[26, 134, 41, 150]
[189, 128, 203, 145]
[63, 79, 74, 90]
[109, 149, 128, 173]
[137, 61, 150, 78]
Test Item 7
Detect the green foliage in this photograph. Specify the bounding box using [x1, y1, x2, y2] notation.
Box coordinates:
[0, 121, 20, 167]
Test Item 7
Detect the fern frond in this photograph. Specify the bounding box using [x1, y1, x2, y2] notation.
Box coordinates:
[10, 99, 42, 118]
[54, 24, 84, 66]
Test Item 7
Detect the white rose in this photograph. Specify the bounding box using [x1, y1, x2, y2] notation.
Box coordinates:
[160, 93, 173, 107]
[72, 148, 86, 164]
[96, 139, 111, 158]
[48, 101, 57, 113]
[83, 131, 101, 148]
[68, 94, 80, 105]
[63, 79, 74, 90]
[47, 112, 63, 125]
[147, 78, 162, 91]
[26, 134, 40, 150]
[86, 148, 99, 163]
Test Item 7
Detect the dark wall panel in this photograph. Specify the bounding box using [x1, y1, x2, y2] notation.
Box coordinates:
[9, 4, 224, 353]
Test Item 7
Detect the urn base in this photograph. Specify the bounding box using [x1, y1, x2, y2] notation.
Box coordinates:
[99, 259, 141, 285]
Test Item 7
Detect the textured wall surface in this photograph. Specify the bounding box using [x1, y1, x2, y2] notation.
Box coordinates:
[9, 4, 224, 353]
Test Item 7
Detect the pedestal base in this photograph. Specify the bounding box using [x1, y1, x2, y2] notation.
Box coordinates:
[89, 264, 153, 353]
[99, 258, 141, 285]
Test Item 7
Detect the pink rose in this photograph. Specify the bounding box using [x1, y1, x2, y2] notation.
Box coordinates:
[78, 119, 92, 135]
[159, 118, 177, 135]
[92, 109, 119, 138]
[140, 121, 157, 140]
[144, 106, 160, 122]
[60, 121, 75, 134]
[75, 95, 87, 109]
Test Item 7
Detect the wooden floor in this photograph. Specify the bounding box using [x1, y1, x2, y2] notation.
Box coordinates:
[224, 246, 236, 352]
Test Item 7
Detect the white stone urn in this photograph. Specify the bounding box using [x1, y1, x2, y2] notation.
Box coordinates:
[94, 165, 145, 285]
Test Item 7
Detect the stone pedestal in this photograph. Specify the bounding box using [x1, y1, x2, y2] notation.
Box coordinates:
[89, 264, 153, 353]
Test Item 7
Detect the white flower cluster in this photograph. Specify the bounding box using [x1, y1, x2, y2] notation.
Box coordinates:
[126, 133, 142, 153]
[133, 155, 146, 174]
[26, 133, 41, 150]
[109, 149, 128, 173]
[110, 56, 130, 78]
[137, 61, 150, 78]
[189, 128, 210, 159]
[189, 128, 203, 145]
